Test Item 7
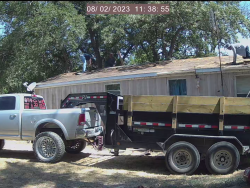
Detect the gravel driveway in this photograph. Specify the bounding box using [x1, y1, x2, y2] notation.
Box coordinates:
[0, 140, 249, 188]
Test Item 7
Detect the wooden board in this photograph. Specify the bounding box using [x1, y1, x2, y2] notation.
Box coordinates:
[225, 106, 250, 115]
[176, 96, 220, 114]
[177, 104, 220, 114]
[172, 96, 178, 129]
[123, 95, 174, 112]
[178, 96, 220, 105]
[123, 95, 250, 115]
[224, 97, 250, 114]
[132, 103, 173, 112]
[219, 97, 225, 131]
[225, 97, 250, 106]
[127, 95, 133, 126]
[131, 95, 173, 104]
[123, 96, 129, 111]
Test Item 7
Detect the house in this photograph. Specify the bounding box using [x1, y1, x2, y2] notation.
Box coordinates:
[35, 56, 250, 109]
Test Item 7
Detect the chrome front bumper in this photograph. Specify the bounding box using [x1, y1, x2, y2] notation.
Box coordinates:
[75, 126, 103, 139]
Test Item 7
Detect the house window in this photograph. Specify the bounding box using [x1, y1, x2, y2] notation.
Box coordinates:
[236, 76, 250, 97]
[169, 79, 187, 95]
[105, 84, 121, 95]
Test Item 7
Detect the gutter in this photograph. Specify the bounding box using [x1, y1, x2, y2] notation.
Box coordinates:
[36, 72, 158, 89]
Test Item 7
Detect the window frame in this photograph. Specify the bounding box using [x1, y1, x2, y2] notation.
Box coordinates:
[105, 83, 121, 95]
[235, 75, 250, 97]
[167, 78, 187, 96]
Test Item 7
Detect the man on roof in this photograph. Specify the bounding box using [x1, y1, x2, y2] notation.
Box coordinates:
[225, 43, 250, 64]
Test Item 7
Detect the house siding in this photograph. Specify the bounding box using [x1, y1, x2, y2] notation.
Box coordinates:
[35, 71, 250, 109]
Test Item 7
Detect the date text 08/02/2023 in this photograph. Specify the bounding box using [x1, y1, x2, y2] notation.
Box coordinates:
[86, 4, 170, 15]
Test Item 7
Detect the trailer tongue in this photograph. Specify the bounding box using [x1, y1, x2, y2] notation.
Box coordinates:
[61, 92, 250, 175]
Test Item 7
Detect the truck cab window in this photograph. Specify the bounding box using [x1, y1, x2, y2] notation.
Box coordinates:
[0, 96, 16, 110]
[24, 97, 46, 109]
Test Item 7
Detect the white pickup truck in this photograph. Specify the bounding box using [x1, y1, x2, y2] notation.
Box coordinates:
[0, 93, 102, 162]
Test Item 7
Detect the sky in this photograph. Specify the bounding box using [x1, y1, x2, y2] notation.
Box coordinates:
[0, 2, 250, 57]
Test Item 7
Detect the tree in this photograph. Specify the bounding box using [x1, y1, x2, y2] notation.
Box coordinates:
[0, 1, 250, 93]
[0, 1, 86, 93]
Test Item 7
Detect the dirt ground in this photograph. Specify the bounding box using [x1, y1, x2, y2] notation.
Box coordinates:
[0, 141, 249, 188]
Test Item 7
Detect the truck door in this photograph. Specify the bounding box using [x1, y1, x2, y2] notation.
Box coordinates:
[0, 96, 20, 139]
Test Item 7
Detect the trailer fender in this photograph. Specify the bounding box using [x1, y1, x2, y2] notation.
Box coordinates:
[157, 134, 245, 155]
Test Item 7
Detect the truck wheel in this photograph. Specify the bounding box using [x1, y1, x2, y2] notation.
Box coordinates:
[165, 141, 200, 175]
[33, 132, 65, 163]
[65, 140, 86, 154]
[205, 141, 240, 175]
[0, 139, 5, 150]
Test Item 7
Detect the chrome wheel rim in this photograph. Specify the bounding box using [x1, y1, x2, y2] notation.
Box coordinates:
[213, 150, 232, 169]
[173, 149, 192, 169]
[36, 136, 57, 160]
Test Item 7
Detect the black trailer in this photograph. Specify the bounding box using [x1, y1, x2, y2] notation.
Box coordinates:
[61, 92, 250, 175]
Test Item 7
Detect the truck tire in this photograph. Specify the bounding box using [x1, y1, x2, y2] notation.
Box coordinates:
[205, 141, 240, 175]
[165, 141, 200, 175]
[0, 139, 5, 150]
[33, 132, 65, 163]
[65, 140, 86, 154]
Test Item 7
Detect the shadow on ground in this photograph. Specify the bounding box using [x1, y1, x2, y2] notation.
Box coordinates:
[0, 149, 250, 175]
[0, 159, 248, 188]
[0, 149, 92, 162]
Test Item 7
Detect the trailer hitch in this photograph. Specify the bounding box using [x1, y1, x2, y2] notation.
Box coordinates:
[88, 136, 103, 151]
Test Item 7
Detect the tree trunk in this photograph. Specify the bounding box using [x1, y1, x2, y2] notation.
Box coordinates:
[117, 51, 124, 65]
[167, 27, 185, 59]
[122, 44, 134, 60]
[62, 47, 70, 73]
[162, 32, 167, 60]
[88, 28, 102, 69]
[151, 44, 159, 62]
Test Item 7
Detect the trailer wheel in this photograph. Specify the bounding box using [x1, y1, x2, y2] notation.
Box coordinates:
[165, 141, 200, 175]
[205, 141, 240, 175]
[0, 139, 5, 150]
[65, 140, 86, 154]
[33, 132, 65, 163]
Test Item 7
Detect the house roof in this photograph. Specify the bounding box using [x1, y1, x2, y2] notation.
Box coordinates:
[37, 56, 250, 88]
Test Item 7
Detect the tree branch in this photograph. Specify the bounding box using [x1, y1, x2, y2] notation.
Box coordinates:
[122, 44, 134, 60]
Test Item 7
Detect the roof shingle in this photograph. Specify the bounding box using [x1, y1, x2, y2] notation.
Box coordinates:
[38, 56, 249, 86]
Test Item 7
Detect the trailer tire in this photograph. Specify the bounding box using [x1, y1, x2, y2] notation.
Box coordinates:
[33, 132, 65, 163]
[205, 141, 240, 175]
[0, 139, 5, 150]
[65, 140, 86, 154]
[165, 141, 200, 175]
